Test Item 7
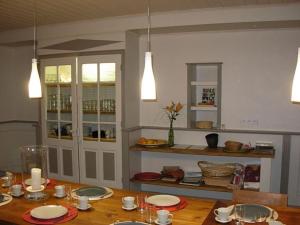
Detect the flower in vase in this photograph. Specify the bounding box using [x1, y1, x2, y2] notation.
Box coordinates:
[164, 101, 183, 146]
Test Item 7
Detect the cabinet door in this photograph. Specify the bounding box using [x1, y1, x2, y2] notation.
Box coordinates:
[78, 54, 122, 188]
[41, 57, 79, 182]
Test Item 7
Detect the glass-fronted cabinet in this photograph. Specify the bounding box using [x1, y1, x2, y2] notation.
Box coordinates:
[78, 55, 122, 188]
[41, 54, 122, 188]
[41, 57, 78, 183]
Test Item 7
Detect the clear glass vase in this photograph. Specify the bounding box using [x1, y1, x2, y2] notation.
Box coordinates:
[168, 126, 174, 147]
[20, 145, 48, 201]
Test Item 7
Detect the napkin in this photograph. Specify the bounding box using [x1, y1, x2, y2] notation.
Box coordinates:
[22, 205, 78, 225]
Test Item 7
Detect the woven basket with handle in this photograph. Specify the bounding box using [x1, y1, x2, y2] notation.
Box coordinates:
[198, 161, 237, 177]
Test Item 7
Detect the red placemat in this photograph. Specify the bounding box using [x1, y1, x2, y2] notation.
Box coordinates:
[134, 172, 161, 181]
[152, 197, 188, 212]
[22, 205, 78, 224]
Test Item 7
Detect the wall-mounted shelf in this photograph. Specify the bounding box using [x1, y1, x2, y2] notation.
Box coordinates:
[191, 81, 217, 86]
[130, 145, 274, 158]
[191, 106, 217, 111]
[130, 179, 232, 193]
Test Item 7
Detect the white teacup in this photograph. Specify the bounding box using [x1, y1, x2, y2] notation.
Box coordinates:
[78, 196, 89, 209]
[122, 196, 135, 209]
[11, 184, 22, 196]
[55, 185, 65, 197]
[157, 209, 173, 224]
[214, 207, 231, 221]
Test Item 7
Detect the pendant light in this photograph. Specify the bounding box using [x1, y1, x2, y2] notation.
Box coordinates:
[28, 1, 42, 98]
[141, 0, 156, 101]
[291, 48, 300, 103]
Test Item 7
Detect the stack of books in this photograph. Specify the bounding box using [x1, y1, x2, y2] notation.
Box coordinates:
[179, 171, 203, 186]
[243, 164, 260, 190]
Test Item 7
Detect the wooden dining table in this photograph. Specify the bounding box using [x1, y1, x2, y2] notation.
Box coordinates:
[0, 178, 299, 225]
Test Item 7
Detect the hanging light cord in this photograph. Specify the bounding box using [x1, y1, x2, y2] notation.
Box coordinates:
[147, 0, 151, 52]
[33, 0, 37, 59]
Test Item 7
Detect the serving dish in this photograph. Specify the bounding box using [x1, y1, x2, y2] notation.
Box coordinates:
[137, 138, 167, 147]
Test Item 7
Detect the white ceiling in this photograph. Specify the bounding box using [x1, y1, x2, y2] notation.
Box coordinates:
[0, 0, 299, 33]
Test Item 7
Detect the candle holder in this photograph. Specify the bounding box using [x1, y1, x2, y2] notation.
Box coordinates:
[20, 145, 48, 201]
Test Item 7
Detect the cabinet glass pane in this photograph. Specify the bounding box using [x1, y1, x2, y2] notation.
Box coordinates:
[61, 122, 72, 140]
[100, 63, 115, 82]
[99, 87, 115, 123]
[47, 87, 58, 120]
[82, 64, 97, 83]
[47, 122, 58, 139]
[82, 86, 97, 122]
[83, 123, 98, 141]
[45, 66, 57, 83]
[58, 65, 71, 83]
[60, 86, 72, 121]
[100, 124, 115, 142]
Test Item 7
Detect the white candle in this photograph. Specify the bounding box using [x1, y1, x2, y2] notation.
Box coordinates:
[31, 168, 41, 190]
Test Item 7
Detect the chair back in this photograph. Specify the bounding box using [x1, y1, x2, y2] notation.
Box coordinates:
[232, 189, 288, 207]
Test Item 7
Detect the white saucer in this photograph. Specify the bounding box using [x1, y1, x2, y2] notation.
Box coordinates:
[26, 185, 45, 193]
[154, 219, 172, 225]
[53, 193, 66, 198]
[215, 216, 232, 223]
[122, 204, 137, 211]
[76, 203, 92, 211]
[11, 191, 24, 197]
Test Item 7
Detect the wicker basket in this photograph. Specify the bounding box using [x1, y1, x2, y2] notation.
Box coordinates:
[225, 141, 243, 151]
[198, 161, 236, 177]
[196, 121, 213, 129]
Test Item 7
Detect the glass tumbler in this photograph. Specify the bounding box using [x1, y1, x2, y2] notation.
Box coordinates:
[137, 193, 147, 212]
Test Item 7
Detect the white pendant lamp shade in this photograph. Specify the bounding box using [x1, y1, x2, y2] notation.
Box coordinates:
[291, 48, 300, 102]
[141, 51, 156, 100]
[28, 58, 42, 98]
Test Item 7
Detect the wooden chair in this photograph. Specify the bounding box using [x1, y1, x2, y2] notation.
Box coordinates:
[232, 189, 288, 207]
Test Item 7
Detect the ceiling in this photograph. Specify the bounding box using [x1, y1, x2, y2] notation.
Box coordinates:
[0, 0, 299, 33]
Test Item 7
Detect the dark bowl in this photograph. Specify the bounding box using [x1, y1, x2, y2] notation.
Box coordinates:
[205, 133, 218, 148]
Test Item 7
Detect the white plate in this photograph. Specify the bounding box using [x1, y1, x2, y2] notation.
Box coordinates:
[154, 218, 172, 225]
[24, 178, 47, 186]
[76, 203, 92, 211]
[215, 216, 232, 223]
[30, 205, 68, 220]
[26, 185, 45, 193]
[146, 195, 180, 207]
[122, 204, 138, 211]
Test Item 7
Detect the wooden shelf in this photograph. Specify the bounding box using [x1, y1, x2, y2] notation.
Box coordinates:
[82, 82, 115, 87]
[46, 83, 71, 87]
[83, 137, 116, 142]
[83, 110, 115, 114]
[191, 81, 217, 86]
[130, 145, 275, 158]
[47, 110, 72, 113]
[130, 179, 232, 193]
[191, 106, 217, 111]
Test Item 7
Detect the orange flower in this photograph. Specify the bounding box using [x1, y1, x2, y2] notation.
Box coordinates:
[175, 102, 183, 112]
